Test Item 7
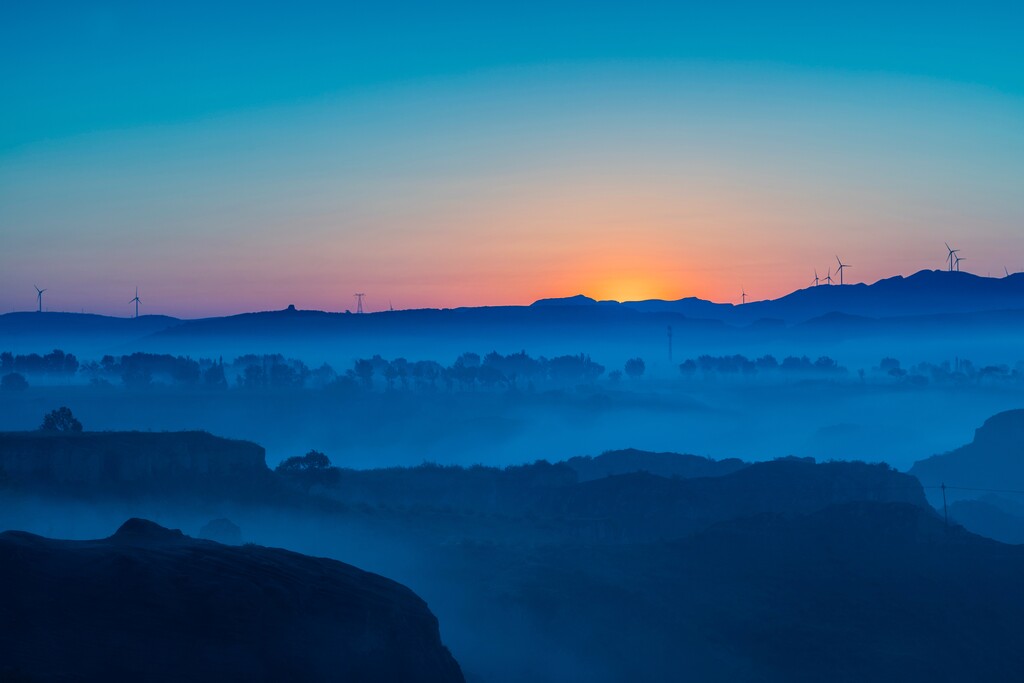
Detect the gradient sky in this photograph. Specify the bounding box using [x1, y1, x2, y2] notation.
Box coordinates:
[2, 1, 1023, 317]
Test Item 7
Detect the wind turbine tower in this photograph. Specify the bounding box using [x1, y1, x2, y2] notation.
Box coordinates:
[954, 254, 965, 272]
[130, 287, 141, 319]
[741, 288, 747, 305]
[823, 268, 833, 286]
[812, 269, 820, 287]
[34, 286, 46, 313]
[354, 293, 365, 314]
[835, 256, 850, 285]
[945, 243, 959, 272]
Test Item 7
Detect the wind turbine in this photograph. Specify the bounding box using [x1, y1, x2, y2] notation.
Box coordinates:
[34, 286, 46, 313]
[835, 255, 850, 285]
[954, 254, 965, 272]
[812, 269, 820, 287]
[741, 288, 747, 305]
[130, 287, 141, 318]
[944, 242, 959, 272]
[823, 267, 834, 286]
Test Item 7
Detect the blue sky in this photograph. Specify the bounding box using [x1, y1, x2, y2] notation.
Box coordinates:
[2, 1, 1023, 315]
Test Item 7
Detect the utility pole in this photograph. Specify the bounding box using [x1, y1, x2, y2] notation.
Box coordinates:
[941, 482, 948, 529]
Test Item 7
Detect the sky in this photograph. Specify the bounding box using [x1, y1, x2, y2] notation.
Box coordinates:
[2, 1, 1023, 317]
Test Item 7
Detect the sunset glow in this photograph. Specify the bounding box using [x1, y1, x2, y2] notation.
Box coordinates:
[2, 3, 1023, 317]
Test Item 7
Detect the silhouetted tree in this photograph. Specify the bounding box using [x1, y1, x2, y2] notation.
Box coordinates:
[237, 364, 262, 389]
[477, 364, 507, 389]
[1, 372, 28, 391]
[412, 360, 443, 390]
[40, 406, 82, 433]
[352, 359, 374, 390]
[454, 352, 481, 369]
[203, 359, 227, 388]
[879, 357, 901, 373]
[307, 362, 338, 388]
[451, 353, 481, 389]
[547, 354, 604, 384]
[275, 450, 338, 491]
[390, 358, 410, 390]
[624, 357, 646, 379]
[276, 450, 332, 473]
[814, 356, 840, 371]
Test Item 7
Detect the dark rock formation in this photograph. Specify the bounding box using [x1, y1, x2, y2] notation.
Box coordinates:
[0, 519, 464, 683]
[0, 431, 273, 498]
[911, 409, 1024, 493]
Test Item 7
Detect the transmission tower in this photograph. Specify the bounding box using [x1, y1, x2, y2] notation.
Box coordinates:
[354, 293, 365, 314]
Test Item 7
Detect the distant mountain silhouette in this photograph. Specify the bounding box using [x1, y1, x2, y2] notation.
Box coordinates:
[536, 270, 1024, 324]
[0, 519, 465, 682]
[0, 311, 180, 353]
[0, 311, 180, 334]
[3, 270, 1024, 354]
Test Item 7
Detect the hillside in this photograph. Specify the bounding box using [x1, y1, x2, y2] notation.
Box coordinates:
[5, 270, 1024, 358]
[481, 502, 1024, 682]
[910, 409, 1024, 494]
[538, 270, 1024, 324]
[563, 447, 748, 481]
[0, 430, 275, 498]
[0, 311, 180, 354]
[0, 518, 464, 682]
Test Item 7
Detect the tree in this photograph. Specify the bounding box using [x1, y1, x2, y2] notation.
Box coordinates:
[274, 450, 338, 491]
[1, 372, 28, 391]
[40, 406, 83, 433]
[276, 450, 332, 473]
[203, 359, 228, 388]
[352, 359, 375, 390]
[624, 357, 646, 379]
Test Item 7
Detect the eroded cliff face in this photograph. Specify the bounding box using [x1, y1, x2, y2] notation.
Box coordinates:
[0, 431, 272, 495]
[911, 409, 1024, 491]
[0, 519, 465, 683]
